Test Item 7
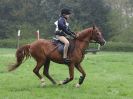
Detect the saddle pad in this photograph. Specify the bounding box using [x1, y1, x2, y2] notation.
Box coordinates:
[52, 38, 75, 55]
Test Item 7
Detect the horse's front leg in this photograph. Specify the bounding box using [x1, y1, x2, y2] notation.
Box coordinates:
[75, 64, 86, 88]
[59, 63, 74, 85]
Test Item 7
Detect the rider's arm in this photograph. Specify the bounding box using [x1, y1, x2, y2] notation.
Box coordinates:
[58, 18, 73, 35]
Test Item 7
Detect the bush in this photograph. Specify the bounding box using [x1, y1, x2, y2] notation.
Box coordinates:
[101, 42, 133, 52]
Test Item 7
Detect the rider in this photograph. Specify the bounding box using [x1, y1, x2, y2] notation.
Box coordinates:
[54, 8, 76, 64]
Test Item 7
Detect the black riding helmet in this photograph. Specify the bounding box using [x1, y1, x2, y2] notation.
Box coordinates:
[61, 8, 71, 15]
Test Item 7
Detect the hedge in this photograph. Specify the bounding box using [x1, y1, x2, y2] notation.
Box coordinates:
[0, 39, 35, 48]
[101, 42, 133, 52]
[0, 39, 133, 52]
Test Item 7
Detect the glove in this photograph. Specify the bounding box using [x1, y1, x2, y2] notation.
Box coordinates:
[71, 32, 76, 38]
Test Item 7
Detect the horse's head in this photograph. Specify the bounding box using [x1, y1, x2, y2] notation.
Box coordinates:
[91, 26, 106, 46]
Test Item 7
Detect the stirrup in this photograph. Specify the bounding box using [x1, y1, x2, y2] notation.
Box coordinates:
[63, 58, 71, 64]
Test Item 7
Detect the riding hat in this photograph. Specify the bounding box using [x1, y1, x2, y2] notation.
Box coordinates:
[61, 8, 71, 15]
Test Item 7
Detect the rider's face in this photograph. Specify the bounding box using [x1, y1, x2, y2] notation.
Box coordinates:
[64, 14, 70, 19]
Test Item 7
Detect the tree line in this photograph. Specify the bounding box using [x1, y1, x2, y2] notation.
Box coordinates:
[0, 0, 133, 42]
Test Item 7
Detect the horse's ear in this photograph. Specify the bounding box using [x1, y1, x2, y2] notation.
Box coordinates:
[93, 25, 96, 30]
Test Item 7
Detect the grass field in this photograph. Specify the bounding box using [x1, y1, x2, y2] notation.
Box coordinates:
[0, 48, 133, 99]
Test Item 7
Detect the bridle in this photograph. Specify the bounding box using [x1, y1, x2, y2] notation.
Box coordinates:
[75, 29, 97, 43]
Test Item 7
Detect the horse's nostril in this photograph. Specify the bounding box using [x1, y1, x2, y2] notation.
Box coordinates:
[100, 40, 106, 46]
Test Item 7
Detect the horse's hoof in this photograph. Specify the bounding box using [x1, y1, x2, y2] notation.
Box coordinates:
[75, 83, 80, 88]
[40, 82, 46, 87]
[58, 81, 63, 85]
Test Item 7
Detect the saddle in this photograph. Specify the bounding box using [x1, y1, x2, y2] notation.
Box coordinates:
[52, 37, 75, 56]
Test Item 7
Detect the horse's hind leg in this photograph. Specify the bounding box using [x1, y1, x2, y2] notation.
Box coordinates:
[43, 59, 57, 84]
[33, 60, 45, 87]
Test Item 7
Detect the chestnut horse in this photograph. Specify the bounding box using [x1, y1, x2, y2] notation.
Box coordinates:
[8, 26, 105, 87]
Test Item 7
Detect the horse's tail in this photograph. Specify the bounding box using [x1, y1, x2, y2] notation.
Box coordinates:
[8, 44, 31, 72]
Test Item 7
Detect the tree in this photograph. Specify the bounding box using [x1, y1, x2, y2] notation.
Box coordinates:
[0, 0, 111, 40]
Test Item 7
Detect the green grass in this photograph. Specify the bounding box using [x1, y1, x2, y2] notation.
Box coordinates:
[0, 48, 133, 99]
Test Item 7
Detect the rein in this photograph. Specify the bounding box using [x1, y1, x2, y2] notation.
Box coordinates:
[76, 38, 90, 43]
[76, 38, 97, 43]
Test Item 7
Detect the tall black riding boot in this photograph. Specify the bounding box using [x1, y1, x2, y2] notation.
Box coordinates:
[63, 58, 71, 64]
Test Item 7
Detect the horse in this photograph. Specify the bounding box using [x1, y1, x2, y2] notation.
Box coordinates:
[8, 26, 106, 87]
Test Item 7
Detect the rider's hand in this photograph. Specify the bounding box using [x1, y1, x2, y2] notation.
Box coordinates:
[72, 33, 76, 38]
[71, 32, 77, 38]
[75, 33, 79, 38]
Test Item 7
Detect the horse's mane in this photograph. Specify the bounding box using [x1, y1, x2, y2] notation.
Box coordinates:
[77, 27, 93, 39]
